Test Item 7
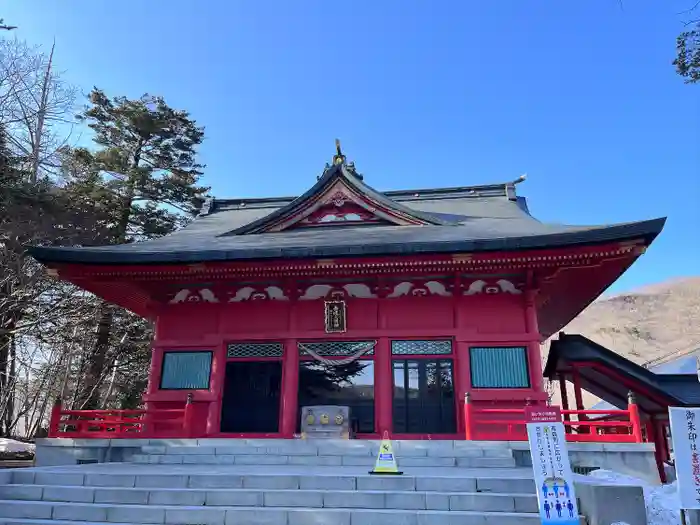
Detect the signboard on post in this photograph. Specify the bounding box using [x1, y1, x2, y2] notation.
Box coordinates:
[526, 406, 579, 525]
[669, 407, 700, 509]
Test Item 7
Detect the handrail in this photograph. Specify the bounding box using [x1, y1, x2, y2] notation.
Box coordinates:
[463, 391, 644, 443]
[562, 409, 630, 416]
[48, 393, 196, 439]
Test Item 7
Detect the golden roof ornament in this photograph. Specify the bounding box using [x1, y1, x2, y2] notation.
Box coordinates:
[332, 138, 346, 166]
[319, 139, 363, 180]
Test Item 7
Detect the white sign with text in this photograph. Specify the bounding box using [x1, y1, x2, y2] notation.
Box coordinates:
[669, 407, 700, 509]
[526, 407, 579, 525]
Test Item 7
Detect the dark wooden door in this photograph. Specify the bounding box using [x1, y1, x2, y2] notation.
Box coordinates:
[220, 361, 282, 433]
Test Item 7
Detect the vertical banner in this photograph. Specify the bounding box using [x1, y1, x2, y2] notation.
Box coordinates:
[526, 406, 579, 525]
[669, 407, 700, 509]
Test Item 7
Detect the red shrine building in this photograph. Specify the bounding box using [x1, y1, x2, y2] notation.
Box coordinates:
[30, 145, 666, 440]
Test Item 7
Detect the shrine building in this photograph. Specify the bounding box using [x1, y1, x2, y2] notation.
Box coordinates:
[30, 144, 666, 440]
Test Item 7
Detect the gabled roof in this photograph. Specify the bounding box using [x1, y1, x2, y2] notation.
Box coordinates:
[545, 333, 700, 412]
[28, 147, 667, 266]
[223, 160, 452, 235]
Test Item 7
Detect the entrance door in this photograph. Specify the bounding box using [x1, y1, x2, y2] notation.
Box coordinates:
[220, 361, 282, 433]
[392, 358, 456, 434]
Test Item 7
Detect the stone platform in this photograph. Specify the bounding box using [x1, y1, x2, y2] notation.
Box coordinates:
[0, 438, 654, 524]
[0, 439, 549, 525]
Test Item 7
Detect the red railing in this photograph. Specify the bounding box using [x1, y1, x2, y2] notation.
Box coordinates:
[463, 392, 644, 443]
[48, 394, 196, 439]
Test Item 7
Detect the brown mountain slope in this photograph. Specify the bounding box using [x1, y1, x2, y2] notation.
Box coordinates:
[543, 276, 700, 408]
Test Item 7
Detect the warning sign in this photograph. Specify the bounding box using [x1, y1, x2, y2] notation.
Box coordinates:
[526, 406, 562, 423]
[369, 431, 402, 475]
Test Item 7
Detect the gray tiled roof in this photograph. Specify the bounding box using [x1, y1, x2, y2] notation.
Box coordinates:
[28, 163, 666, 265]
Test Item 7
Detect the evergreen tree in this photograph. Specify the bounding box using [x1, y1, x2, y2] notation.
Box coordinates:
[68, 88, 209, 408]
[675, 21, 700, 83]
[673, 3, 699, 83]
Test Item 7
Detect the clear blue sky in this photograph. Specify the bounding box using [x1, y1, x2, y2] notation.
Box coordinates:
[5, 0, 699, 293]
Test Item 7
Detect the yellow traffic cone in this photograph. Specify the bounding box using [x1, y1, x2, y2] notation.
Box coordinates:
[369, 431, 403, 475]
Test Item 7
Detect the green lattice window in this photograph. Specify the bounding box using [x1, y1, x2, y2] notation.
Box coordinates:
[227, 342, 284, 358]
[391, 340, 452, 355]
[160, 351, 212, 390]
[299, 341, 375, 357]
[469, 346, 530, 388]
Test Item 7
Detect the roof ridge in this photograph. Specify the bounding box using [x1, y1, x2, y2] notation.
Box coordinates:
[201, 175, 526, 216]
[217, 162, 452, 234]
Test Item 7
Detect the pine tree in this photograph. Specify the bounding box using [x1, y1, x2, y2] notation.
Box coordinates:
[66, 88, 209, 408]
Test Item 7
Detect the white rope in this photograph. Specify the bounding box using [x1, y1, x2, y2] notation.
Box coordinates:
[299, 341, 376, 366]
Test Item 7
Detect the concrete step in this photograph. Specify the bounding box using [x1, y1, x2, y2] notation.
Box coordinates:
[131, 453, 516, 468]
[140, 442, 515, 459]
[0, 500, 544, 525]
[10, 470, 536, 493]
[0, 485, 538, 512]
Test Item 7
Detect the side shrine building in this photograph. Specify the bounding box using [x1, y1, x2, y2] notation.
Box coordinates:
[30, 146, 666, 440]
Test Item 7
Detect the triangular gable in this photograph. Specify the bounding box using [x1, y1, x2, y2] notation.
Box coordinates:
[223, 159, 448, 236]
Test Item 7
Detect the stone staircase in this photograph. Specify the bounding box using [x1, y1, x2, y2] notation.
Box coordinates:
[0, 439, 558, 525]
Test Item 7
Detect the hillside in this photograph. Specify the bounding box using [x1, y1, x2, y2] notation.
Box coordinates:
[544, 276, 700, 408]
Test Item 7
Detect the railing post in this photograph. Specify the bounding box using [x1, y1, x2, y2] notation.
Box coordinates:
[627, 391, 643, 443]
[183, 393, 195, 438]
[464, 393, 473, 440]
[49, 397, 62, 437]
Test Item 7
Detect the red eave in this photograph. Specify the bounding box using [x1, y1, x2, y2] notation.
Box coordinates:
[45, 239, 650, 338]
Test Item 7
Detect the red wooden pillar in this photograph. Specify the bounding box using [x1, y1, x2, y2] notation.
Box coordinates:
[373, 282, 392, 437]
[206, 341, 227, 436]
[651, 418, 668, 483]
[558, 373, 570, 421]
[627, 391, 643, 443]
[524, 290, 543, 394]
[375, 337, 392, 437]
[280, 338, 299, 437]
[183, 393, 195, 438]
[455, 340, 471, 436]
[645, 420, 654, 443]
[571, 366, 585, 411]
[571, 365, 588, 433]
[146, 346, 164, 396]
[464, 392, 473, 440]
[280, 289, 300, 438]
[452, 275, 468, 436]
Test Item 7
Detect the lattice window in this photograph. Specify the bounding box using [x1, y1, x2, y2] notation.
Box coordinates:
[299, 340, 375, 357]
[227, 342, 284, 358]
[160, 351, 212, 390]
[391, 340, 453, 355]
[469, 346, 530, 388]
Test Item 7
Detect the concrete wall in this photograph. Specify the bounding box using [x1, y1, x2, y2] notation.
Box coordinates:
[34, 438, 152, 466]
[511, 441, 660, 485]
[575, 481, 647, 525]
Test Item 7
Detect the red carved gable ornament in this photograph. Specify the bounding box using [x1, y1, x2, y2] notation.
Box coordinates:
[263, 180, 425, 232]
[299, 201, 382, 226]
